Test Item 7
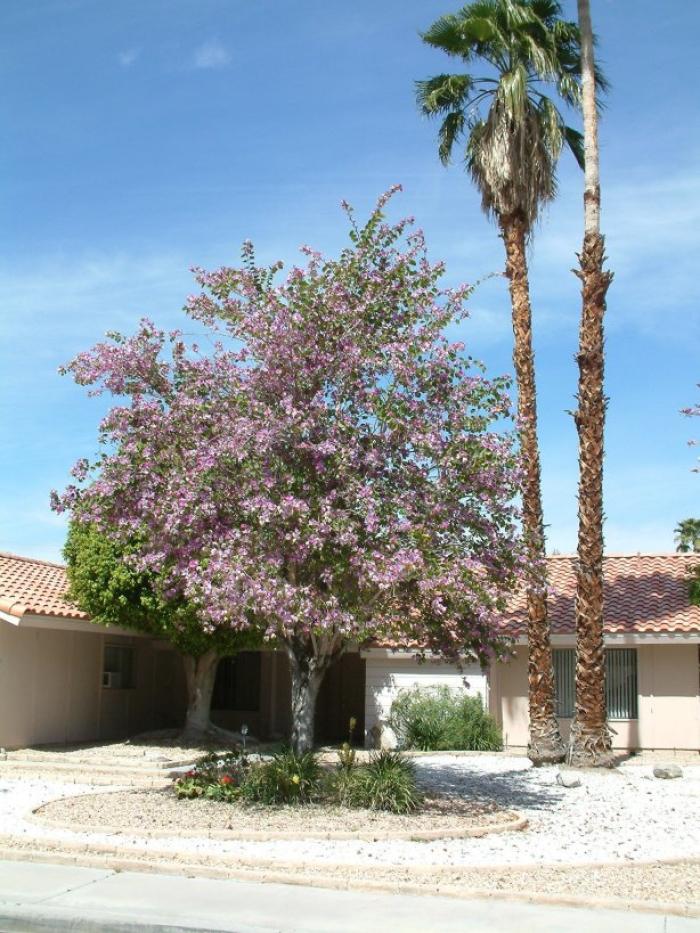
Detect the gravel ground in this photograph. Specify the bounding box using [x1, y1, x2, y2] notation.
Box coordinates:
[1, 754, 699, 906]
[34, 788, 510, 838]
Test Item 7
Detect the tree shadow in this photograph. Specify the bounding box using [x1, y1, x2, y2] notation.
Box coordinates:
[414, 760, 565, 810]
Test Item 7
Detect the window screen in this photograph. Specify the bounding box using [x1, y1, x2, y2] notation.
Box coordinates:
[553, 648, 638, 720]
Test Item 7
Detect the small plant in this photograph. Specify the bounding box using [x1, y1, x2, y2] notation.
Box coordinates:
[389, 686, 502, 752]
[328, 751, 422, 814]
[173, 749, 246, 802]
[241, 747, 322, 805]
[337, 716, 357, 772]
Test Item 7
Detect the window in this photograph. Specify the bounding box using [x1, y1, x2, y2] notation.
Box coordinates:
[212, 652, 261, 711]
[102, 644, 135, 689]
[553, 648, 638, 720]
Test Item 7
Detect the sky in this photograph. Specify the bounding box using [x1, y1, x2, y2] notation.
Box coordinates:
[1, 0, 698, 563]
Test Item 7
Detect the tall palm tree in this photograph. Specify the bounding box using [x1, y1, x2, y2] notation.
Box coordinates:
[568, 0, 614, 768]
[417, 0, 592, 764]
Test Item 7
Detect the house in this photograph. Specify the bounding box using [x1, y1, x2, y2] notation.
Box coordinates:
[1, 550, 698, 752]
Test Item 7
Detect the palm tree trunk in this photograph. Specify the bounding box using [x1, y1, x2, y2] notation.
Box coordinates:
[501, 213, 564, 765]
[568, 0, 614, 768]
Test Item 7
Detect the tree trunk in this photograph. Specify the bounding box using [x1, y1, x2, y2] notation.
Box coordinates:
[501, 213, 565, 766]
[181, 649, 220, 739]
[569, 0, 614, 768]
[284, 638, 340, 754]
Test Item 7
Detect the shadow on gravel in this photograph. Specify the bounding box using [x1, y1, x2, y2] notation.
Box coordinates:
[414, 762, 565, 811]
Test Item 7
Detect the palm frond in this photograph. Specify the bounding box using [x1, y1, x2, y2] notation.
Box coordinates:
[421, 14, 471, 57]
[538, 96, 564, 160]
[415, 74, 474, 116]
[438, 110, 467, 165]
[498, 64, 528, 119]
[563, 125, 585, 169]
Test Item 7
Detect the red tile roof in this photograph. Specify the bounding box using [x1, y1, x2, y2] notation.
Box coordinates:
[1, 551, 698, 636]
[503, 553, 700, 637]
[0, 552, 88, 621]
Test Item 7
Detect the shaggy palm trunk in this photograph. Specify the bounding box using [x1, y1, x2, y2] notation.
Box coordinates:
[569, 0, 614, 768]
[501, 213, 565, 765]
[285, 637, 340, 754]
[182, 649, 220, 738]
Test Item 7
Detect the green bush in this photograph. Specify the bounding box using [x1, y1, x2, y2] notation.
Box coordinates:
[327, 751, 422, 814]
[241, 747, 322, 805]
[389, 686, 502, 751]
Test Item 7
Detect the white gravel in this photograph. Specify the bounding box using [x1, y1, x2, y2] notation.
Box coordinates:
[1, 754, 699, 868]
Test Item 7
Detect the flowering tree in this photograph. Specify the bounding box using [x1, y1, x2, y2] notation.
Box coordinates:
[53, 190, 527, 752]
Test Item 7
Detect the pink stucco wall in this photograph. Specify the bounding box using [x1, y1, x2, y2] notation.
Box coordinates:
[492, 643, 700, 752]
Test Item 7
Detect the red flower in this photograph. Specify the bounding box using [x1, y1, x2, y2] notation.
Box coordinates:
[220, 775, 234, 785]
[185, 770, 196, 779]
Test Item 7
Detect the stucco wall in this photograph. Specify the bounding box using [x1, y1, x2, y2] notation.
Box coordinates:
[363, 653, 487, 746]
[494, 643, 700, 752]
[0, 623, 185, 748]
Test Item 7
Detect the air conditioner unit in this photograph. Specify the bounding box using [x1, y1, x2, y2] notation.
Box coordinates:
[102, 671, 123, 689]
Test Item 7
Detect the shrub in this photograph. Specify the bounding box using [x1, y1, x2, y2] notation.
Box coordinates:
[241, 747, 322, 805]
[173, 749, 246, 802]
[327, 751, 422, 814]
[389, 686, 502, 751]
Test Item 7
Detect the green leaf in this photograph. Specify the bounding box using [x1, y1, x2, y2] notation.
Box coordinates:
[564, 126, 585, 169]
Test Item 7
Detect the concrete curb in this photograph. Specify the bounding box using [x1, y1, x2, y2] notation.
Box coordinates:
[30, 791, 527, 842]
[0, 843, 698, 920]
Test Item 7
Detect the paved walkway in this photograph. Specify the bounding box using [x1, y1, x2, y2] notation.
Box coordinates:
[0, 859, 696, 932]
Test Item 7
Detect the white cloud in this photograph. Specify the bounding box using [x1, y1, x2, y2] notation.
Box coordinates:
[192, 40, 230, 70]
[117, 48, 140, 67]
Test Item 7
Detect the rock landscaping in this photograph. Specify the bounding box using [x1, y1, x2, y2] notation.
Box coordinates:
[0, 744, 698, 910]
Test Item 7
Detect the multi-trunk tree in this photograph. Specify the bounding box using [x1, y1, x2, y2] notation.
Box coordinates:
[53, 191, 527, 752]
[416, 0, 600, 764]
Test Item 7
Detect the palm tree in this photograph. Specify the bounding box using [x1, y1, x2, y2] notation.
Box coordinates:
[568, 0, 614, 768]
[674, 518, 700, 554]
[416, 0, 591, 765]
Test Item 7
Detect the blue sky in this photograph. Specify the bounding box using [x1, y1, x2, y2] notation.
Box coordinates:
[2, 0, 698, 562]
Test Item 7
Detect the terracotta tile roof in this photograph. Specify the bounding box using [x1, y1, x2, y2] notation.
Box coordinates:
[1, 550, 698, 636]
[0, 552, 87, 621]
[502, 553, 700, 637]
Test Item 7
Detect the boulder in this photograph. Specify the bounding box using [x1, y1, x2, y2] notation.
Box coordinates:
[556, 771, 582, 788]
[653, 764, 683, 780]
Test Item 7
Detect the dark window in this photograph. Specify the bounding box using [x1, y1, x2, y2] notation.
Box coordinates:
[212, 652, 261, 711]
[103, 644, 135, 689]
[553, 648, 638, 720]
